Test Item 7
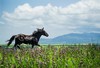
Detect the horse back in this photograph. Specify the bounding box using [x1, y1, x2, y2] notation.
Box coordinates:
[15, 34, 32, 41]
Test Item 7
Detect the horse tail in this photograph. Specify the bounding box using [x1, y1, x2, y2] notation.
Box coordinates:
[7, 35, 16, 47]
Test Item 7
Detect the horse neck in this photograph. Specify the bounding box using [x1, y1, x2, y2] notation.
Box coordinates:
[32, 32, 42, 41]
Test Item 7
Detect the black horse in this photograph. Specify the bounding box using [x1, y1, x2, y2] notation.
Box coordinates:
[7, 28, 49, 49]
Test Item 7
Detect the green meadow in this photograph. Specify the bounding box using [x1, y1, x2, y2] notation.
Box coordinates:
[0, 44, 100, 68]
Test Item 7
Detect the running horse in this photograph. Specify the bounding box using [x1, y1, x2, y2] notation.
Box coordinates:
[7, 28, 49, 49]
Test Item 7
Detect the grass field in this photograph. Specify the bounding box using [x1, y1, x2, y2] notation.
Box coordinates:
[0, 44, 100, 68]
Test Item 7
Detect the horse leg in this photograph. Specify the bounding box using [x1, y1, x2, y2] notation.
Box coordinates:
[36, 43, 41, 47]
[17, 45, 21, 49]
[37, 44, 42, 48]
[13, 43, 18, 50]
[17, 43, 21, 49]
[13, 39, 19, 50]
[37, 44, 40, 46]
[32, 44, 34, 48]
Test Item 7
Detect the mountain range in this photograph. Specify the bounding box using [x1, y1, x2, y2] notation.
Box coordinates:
[40, 33, 100, 44]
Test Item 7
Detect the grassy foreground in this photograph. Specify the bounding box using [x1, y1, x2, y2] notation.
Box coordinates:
[0, 44, 100, 68]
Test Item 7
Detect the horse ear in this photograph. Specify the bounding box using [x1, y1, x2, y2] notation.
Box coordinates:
[42, 27, 44, 30]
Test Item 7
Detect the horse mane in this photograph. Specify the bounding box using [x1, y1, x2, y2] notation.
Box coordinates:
[32, 31, 38, 36]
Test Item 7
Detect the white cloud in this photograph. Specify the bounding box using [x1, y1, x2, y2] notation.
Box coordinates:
[2, 0, 100, 37]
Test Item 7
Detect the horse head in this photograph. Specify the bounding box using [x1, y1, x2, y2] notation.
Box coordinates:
[37, 28, 49, 37]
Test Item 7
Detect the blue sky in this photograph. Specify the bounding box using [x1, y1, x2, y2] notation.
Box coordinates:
[0, 0, 100, 43]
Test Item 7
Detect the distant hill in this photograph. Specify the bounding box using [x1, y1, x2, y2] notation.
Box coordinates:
[40, 33, 100, 44]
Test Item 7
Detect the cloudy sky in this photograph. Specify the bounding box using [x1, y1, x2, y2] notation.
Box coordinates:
[0, 0, 100, 43]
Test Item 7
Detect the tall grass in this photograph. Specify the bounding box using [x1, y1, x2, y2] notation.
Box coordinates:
[0, 44, 100, 68]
